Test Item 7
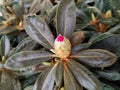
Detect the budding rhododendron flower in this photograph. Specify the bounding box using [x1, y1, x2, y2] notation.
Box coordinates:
[51, 34, 71, 59]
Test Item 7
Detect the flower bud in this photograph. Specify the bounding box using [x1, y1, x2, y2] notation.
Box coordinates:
[51, 34, 71, 59]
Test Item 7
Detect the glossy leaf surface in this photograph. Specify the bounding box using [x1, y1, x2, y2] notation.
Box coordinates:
[4, 51, 54, 70]
[71, 49, 117, 68]
[67, 60, 102, 90]
[33, 66, 55, 90]
[25, 15, 54, 49]
[64, 63, 83, 90]
[56, 0, 76, 39]
[0, 35, 10, 57]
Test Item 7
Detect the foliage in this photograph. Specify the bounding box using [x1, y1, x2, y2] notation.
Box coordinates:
[0, 0, 120, 90]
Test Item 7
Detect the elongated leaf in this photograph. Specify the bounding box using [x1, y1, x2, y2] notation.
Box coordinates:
[25, 15, 54, 49]
[72, 43, 91, 52]
[4, 51, 54, 70]
[56, 0, 76, 39]
[0, 71, 21, 90]
[0, 25, 16, 35]
[90, 34, 120, 57]
[70, 49, 117, 68]
[67, 60, 102, 90]
[12, 37, 39, 54]
[96, 70, 120, 81]
[64, 63, 83, 90]
[0, 35, 10, 57]
[54, 61, 63, 88]
[108, 24, 120, 34]
[33, 65, 56, 90]
[12, 3, 23, 21]
[29, 0, 42, 14]
[88, 33, 113, 44]
[40, 0, 53, 17]
[24, 85, 34, 90]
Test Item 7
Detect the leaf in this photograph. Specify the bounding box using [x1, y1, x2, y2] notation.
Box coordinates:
[0, 71, 21, 90]
[102, 83, 115, 90]
[88, 32, 113, 44]
[29, 0, 42, 14]
[24, 85, 34, 90]
[0, 35, 10, 57]
[56, 0, 76, 39]
[22, 74, 39, 89]
[70, 49, 117, 68]
[108, 24, 120, 34]
[72, 43, 92, 52]
[54, 61, 63, 88]
[96, 70, 120, 81]
[33, 65, 56, 90]
[64, 63, 83, 90]
[12, 3, 23, 21]
[0, 25, 16, 35]
[25, 15, 55, 49]
[4, 50, 54, 70]
[90, 34, 120, 57]
[67, 60, 102, 90]
[40, 0, 53, 17]
[12, 37, 39, 54]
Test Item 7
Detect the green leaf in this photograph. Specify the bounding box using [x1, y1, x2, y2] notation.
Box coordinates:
[12, 37, 39, 54]
[24, 85, 34, 90]
[70, 49, 117, 68]
[4, 50, 54, 70]
[67, 60, 102, 90]
[0, 35, 10, 57]
[100, 17, 119, 26]
[102, 83, 115, 90]
[54, 61, 63, 88]
[88, 32, 113, 44]
[64, 63, 83, 90]
[0, 71, 21, 90]
[25, 15, 55, 49]
[96, 70, 120, 81]
[22, 74, 39, 89]
[108, 24, 120, 34]
[56, 0, 76, 39]
[33, 65, 56, 90]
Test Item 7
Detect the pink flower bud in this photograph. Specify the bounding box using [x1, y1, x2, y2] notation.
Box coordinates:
[51, 34, 71, 59]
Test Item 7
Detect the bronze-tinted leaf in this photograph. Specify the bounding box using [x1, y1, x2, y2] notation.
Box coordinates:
[56, 0, 76, 39]
[25, 15, 55, 49]
[72, 43, 91, 52]
[0, 71, 21, 90]
[0, 35, 10, 57]
[70, 49, 117, 68]
[67, 60, 102, 90]
[33, 65, 56, 90]
[71, 31, 85, 46]
[12, 37, 39, 54]
[4, 50, 54, 70]
[29, 0, 43, 14]
[40, 0, 53, 17]
[54, 61, 63, 88]
[0, 25, 16, 35]
[64, 63, 83, 90]
[12, 3, 23, 21]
